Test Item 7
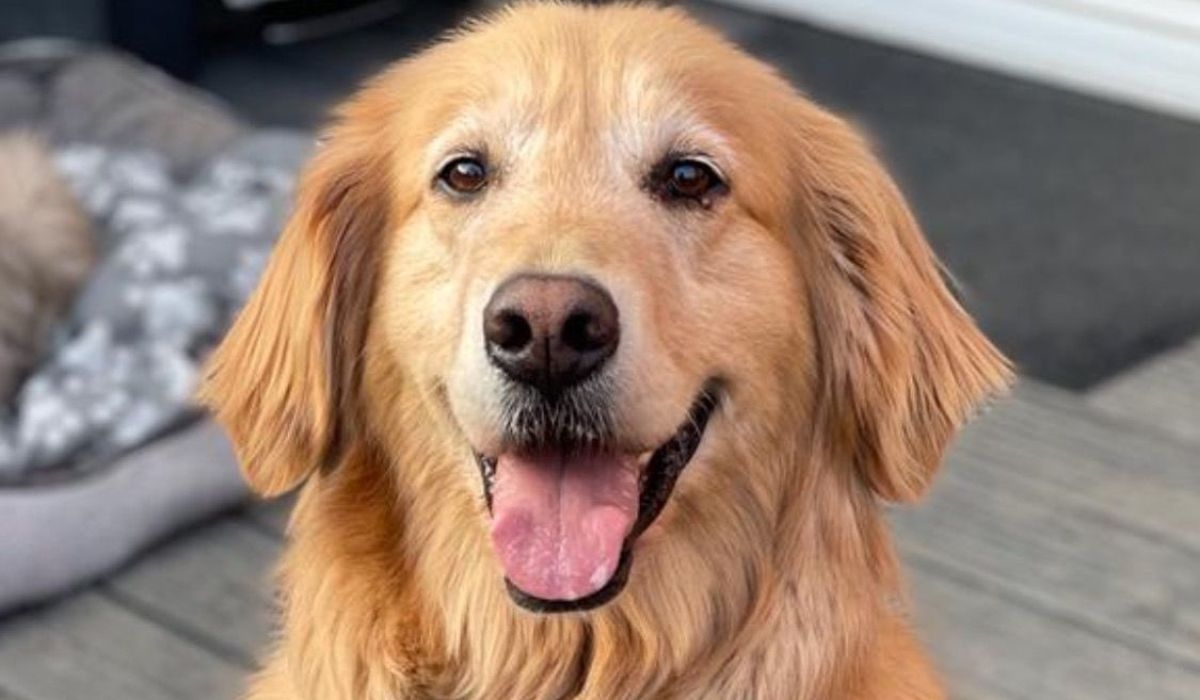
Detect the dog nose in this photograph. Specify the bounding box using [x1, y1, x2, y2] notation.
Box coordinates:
[483, 274, 620, 395]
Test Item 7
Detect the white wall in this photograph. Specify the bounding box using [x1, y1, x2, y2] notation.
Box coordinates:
[721, 0, 1200, 121]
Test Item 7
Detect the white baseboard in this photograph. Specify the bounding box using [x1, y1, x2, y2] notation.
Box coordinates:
[721, 0, 1200, 122]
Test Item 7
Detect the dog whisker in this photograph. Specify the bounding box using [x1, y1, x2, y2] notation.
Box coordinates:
[496, 374, 618, 452]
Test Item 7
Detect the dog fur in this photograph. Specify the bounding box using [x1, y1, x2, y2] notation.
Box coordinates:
[0, 131, 94, 403]
[201, 4, 1012, 698]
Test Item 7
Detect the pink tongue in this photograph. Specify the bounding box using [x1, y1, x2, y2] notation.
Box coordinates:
[490, 449, 639, 601]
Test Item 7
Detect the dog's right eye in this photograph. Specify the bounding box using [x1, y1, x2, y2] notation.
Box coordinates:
[647, 154, 728, 209]
[437, 156, 489, 196]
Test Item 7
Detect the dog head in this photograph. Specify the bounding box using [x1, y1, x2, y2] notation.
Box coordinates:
[201, 3, 1011, 614]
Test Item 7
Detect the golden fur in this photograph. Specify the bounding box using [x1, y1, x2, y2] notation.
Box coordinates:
[201, 4, 1012, 698]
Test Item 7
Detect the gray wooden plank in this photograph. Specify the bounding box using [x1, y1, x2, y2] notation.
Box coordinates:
[0, 592, 244, 700]
[906, 554, 1200, 700]
[952, 382, 1200, 548]
[103, 518, 282, 664]
[892, 380, 1200, 698]
[894, 452, 1200, 673]
[1087, 335, 1200, 445]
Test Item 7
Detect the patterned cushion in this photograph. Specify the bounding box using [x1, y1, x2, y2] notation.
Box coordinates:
[0, 44, 313, 481]
[0, 134, 311, 480]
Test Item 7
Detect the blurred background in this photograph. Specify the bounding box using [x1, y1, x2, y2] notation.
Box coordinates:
[0, 1, 1196, 699]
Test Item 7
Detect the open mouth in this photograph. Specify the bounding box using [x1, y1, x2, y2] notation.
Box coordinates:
[476, 382, 720, 613]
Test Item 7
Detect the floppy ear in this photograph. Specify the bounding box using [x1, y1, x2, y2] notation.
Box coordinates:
[798, 110, 1013, 502]
[198, 109, 392, 497]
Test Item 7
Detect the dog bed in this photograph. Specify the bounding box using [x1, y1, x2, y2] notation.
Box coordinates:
[0, 42, 311, 613]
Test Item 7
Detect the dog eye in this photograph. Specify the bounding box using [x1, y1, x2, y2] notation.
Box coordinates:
[437, 156, 489, 195]
[652, 157, 726, 206]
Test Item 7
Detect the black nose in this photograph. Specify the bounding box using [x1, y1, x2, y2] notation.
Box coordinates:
[483, 274, 620, 395]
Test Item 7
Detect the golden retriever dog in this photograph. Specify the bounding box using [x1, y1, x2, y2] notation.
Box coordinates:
[201, 3, 1012, 698]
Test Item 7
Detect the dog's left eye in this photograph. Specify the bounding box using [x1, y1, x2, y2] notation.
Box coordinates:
[437, 156, 489, 195]
[651, 157, 727, 206]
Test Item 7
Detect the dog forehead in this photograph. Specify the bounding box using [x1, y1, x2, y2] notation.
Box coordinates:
[424, 61, 733, 177]
[414, 6, 748, 150]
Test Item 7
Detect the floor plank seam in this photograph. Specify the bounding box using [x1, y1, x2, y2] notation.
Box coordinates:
[226, 514, 290, 546]
[940, 457, 1200, 561]
[903, 546, 1200, 676]
[96, 583, 257, 670]
[0, 681, 33, 700]
[238, 510, 288, 542]
[1082, 401, 1200, 448]
[996, 391, 1200, 457]
[955, 444, 1200, 556]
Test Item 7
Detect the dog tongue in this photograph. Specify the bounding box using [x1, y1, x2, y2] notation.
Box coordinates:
[490, 449, 639, 601]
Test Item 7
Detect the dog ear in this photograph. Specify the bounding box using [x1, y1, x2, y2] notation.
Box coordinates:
[798, 110, 1013, 502]
[199, 108, 391, 498]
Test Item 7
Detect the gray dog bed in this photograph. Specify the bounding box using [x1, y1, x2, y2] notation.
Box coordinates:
[0, 42, 311, 613]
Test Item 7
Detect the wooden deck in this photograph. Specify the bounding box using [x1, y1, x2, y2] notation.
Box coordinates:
[0, 374, 1197, 699]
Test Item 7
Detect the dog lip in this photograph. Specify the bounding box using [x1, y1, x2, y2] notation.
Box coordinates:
[630, 380, 720, 539]
[476, 454, 498, 511]
[474, 380, 721, 613]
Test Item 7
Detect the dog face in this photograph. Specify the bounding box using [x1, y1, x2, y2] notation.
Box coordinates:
[202, 4, 1010, 614]
[377, 9, 821, 610]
